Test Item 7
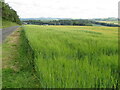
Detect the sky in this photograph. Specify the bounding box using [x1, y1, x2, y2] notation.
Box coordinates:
[5, 0, 119, 19]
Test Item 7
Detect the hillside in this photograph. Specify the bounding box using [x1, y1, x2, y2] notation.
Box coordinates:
[0, 1, 21, 28]
[1, 19, 19, 28]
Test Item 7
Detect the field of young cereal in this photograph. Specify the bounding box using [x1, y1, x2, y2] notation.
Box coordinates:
[23, 25, 118, 88]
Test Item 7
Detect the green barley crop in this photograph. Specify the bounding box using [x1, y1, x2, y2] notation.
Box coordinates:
[23, 25, 118, 88]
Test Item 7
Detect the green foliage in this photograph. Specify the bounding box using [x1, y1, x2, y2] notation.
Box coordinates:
[1, 1, 21, 25]
[23, 25, 118, 88]
[23, 19, 93, 26]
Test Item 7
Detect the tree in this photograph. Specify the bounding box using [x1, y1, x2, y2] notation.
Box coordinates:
[1, 1, 21, 25]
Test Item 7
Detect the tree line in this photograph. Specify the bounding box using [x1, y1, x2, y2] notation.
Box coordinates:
[23, 19, 93, 26]
[23, 19, 120, 27]
[0, 1, 21, 24]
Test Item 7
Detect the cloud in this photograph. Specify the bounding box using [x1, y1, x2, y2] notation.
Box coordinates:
[5, 0, 119, 18]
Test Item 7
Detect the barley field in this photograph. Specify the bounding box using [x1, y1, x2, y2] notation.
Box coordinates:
[23, 25, 118, 88]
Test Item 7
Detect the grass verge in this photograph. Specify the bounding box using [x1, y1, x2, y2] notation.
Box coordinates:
[2, 27, 40, 88]
[1, 20, 19, 29]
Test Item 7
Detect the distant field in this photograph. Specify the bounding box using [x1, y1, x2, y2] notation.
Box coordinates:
[23, 25, 118, 88]
[98, 21, 119, 25]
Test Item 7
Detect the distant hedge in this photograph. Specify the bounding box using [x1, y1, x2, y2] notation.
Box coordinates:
[0, 1, 21, 25]
[23, 19, 93, 26]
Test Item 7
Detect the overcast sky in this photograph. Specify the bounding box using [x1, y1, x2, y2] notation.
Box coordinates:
[5, 0, 119, 19]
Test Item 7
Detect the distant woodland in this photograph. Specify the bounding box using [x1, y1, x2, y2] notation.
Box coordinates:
[23, 19, 93, 26]
[23, 19, 120, 27]
[0, 1, 21, 24]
